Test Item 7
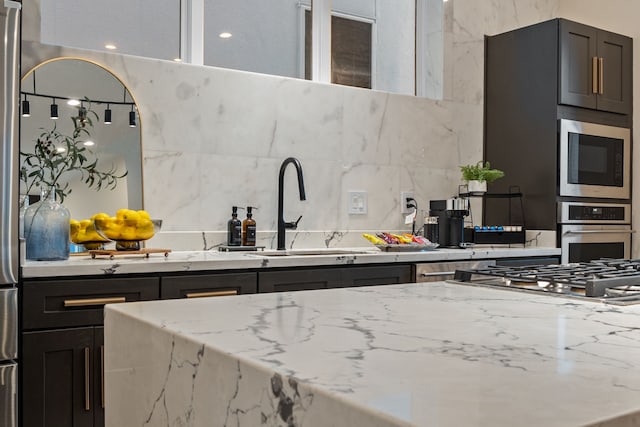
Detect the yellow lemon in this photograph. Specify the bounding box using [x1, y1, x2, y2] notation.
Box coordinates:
[136, 219, 155, 240]
[137, 210, 151, 220]
[122, 210, 139, 222]
[91, 212, 110, 221]
[85, 223, 105, 241]
[121, 225, 137, 241]
[69, 220, 80, 241]
[115, 208, 130, 219]
[136, 218, 152, 227]
[111, 219, 123, 231]
[94, 218, 115, 240]
[104, 227, 121, 240]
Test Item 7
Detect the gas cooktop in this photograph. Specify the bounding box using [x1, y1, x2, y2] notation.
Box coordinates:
[450, 259, 640, 305]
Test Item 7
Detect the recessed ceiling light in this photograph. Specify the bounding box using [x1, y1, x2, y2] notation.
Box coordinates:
[56, 146, 66, 153]
[173, 58, 182, 62]
[67, 99, 80, 106]
[219, 32, 232, 39]
[83, 140, 95, 147]
[105, 43, 117, 50]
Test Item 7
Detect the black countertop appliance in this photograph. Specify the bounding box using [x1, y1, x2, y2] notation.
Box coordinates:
[429, 199, 469, 248]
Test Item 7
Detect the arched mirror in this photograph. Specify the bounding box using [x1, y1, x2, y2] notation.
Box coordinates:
[20, 58, 143, 221]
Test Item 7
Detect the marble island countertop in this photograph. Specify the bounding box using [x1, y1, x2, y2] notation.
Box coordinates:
[105, 281, 640, 427]
[22, 246, 560, 278]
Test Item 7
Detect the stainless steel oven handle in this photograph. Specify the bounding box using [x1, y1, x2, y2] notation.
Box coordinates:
[563, 230, 634, 235]
[420, 271, 455, 277]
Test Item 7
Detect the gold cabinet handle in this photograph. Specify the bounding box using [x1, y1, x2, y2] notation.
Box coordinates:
[592, 56, 598, 93]
[84, 347, 91, 411]
[185, 290, 238, 298]
[101, 345, 105, 409]
[64, 296, 126, 307]
[598, 57, 604, 94]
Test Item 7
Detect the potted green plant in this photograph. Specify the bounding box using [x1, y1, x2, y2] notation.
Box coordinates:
[20, 103, 127, 260]
[459, 161, 504, 194]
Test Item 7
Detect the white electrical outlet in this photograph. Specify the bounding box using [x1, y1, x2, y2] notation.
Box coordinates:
[400, 191, 414, 214]
[348, 191, 368, 215]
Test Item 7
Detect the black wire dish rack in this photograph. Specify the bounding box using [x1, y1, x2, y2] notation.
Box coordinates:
[458, 184, 526, 245]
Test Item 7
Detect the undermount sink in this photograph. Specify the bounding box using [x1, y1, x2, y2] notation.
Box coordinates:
[253, 249, 376, 257]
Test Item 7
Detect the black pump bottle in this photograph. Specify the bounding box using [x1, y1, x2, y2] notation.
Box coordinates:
[227, 206, 242, 246]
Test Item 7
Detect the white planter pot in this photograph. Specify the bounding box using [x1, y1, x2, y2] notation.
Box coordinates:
[467, 180, 487, 194]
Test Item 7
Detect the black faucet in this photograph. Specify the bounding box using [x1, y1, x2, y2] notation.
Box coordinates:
[277, 157, 306, 250]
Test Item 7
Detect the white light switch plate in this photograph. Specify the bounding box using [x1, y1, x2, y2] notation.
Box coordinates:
[348, 191, 368, 215]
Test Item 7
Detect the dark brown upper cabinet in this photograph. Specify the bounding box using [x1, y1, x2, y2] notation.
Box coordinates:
[559, 19, 632, 115]
[484, 18, 633, 230]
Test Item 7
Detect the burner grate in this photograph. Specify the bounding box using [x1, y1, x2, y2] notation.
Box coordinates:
[454, 259, 640, 297]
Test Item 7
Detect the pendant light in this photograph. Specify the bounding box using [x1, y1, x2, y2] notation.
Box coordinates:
[104, 104, 112, 124]
[129, 105, 136, 127]
[23, 71, 37, 117]
[78, 101, 88, 127]
[50, 98, 59, 120]
[21, 94, 30, 117]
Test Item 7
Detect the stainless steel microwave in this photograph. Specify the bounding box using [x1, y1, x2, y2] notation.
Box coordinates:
[559, 119, 630, 199]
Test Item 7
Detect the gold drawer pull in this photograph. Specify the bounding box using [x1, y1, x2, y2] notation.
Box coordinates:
[185, 290, 238, 298]
[101, 345, 105, 409]
[64, 297, 126, 307]
[592, 56, 598, 93]
[84, 347, 90, 411]
[598, 57, 604, 94]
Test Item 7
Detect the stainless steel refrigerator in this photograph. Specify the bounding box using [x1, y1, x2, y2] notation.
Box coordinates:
[0, 2, 21, 427]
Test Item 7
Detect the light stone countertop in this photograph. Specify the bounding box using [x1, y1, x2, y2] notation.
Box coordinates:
[21, 246, 561, 278]
[104, 280, 640, 427]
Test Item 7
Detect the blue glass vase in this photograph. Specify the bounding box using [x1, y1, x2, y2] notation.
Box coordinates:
[24, 186, 70, 261]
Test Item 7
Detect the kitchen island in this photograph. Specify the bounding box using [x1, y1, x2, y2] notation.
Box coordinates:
[105, 281, 640, 427]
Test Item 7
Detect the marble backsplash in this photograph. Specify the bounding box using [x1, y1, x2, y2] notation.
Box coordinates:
[21, 0, 559, 252]
[148, 229, 557, 252]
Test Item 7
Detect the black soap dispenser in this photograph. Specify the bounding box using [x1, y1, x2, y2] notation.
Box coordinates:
[227, 206, 242, 246]
[242, 206, 257, 246]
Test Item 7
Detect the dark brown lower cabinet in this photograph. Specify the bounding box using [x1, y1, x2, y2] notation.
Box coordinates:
[21, 277, 159, 427]
[22, 326, 104, 427]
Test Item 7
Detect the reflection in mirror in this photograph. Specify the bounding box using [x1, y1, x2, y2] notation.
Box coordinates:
[20, 59, 143, 221]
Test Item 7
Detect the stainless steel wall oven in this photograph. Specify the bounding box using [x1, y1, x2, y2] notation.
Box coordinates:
[558, 202, 632, 264]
